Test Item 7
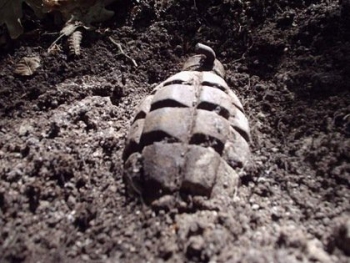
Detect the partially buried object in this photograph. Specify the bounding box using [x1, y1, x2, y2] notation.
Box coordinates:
[122, 43, 251, 208]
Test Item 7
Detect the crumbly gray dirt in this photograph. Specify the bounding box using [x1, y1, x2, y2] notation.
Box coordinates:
[0, 0, 349, 262]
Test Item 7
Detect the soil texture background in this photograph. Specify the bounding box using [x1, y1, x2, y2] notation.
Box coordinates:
[0, 0, 350, 262]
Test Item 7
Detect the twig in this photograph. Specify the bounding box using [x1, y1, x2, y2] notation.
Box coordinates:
[109, 37, 138, 67]
[232, 42, 254, 63]
[193, 0, 197, 9]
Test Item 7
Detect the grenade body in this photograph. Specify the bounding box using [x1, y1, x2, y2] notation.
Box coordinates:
[123, 46, 251, 204]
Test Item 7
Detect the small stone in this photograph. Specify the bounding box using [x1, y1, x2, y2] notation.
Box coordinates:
[186, 236, 204, 257]
[67, 195, 76, 208]
[151, 195, 176, 211]
[252, 204, 260, 210]
[271, 147, 279, 153]
[307, 239, 332, 262]
[18, 122, 34, 136]
[335, 217, 350, 255]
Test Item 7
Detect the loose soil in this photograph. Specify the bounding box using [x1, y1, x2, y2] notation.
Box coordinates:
[0, 0, 349, 262]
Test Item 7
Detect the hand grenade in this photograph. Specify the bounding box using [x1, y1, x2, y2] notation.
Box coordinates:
[123, 43, 251, 204]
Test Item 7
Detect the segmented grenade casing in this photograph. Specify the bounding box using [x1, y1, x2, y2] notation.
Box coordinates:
[123, 46, 251, 202]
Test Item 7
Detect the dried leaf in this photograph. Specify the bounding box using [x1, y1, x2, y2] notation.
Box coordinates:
[0, 0, 25, 39]
[68, 30, 82, 56]
[0, 24, 8, 45]
[0, 0, 44, 39]
[43, 0, 114, 25]
[43, 0, 97, 12]
[43, 0, 98, 20]
[47, 20, 80, 53]
[14, 56, 41, 76]
[25, 0, 46, 19]
[48, 43, 62, 55]
[82, 0, 114, 25]
[0, 0, 115, 40]
[60, 22, 80, 36]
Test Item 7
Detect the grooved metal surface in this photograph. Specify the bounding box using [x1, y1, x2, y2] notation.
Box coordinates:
[123, 70, 251, 201]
